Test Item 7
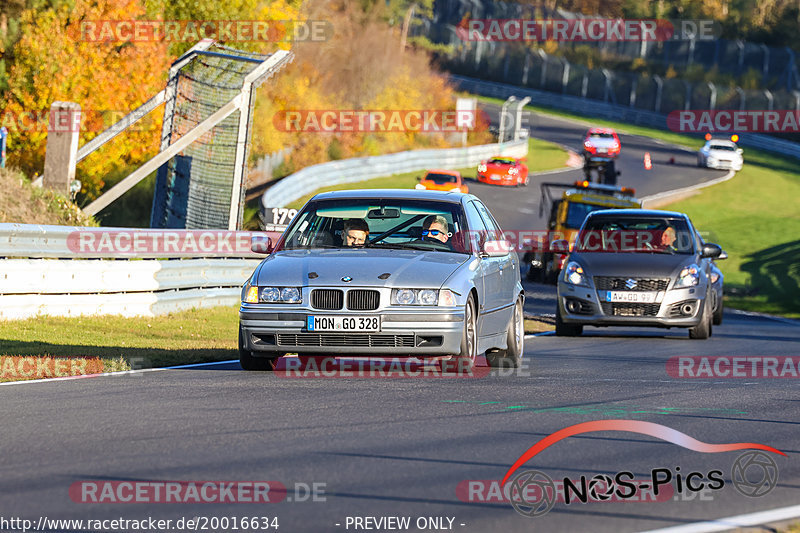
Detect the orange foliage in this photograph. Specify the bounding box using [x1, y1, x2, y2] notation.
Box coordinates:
[249, 0, 490, 178]
[2, 0, 170, 198]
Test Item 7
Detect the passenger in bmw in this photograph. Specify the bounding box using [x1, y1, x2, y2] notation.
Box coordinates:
[342, 218, 369, 247]
[421, 215, 451, 244]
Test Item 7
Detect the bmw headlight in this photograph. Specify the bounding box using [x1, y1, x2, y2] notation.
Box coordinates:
[242, 286, 302, 304]
[280, 287, 301, 303]
[261, 287, 280, 302]
[676, 265, 700, 288]
[391, 289, 457, 306]
[563, 261, 588, 286]
[394, 289, 416, 305]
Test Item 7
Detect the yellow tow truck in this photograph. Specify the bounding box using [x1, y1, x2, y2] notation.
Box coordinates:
[523, 181, 642, 283]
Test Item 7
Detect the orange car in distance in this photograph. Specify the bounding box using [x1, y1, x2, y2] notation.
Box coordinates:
[415, 169, 469, 193]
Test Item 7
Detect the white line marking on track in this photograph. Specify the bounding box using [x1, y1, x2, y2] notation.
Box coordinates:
[728, 308, 800, 326]
[640, 169, 735, 207]
[529, 166, 579, 176]
[638, 504, 800, 533]
[0, 359, 239, 387]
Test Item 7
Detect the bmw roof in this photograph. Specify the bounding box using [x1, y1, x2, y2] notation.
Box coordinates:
[310, 188, 471, 203]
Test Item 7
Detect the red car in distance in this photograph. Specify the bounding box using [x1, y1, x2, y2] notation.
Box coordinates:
[476, 156, 529, 187]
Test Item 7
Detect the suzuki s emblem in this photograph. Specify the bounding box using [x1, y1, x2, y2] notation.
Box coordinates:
[342, 276, 353, 282]
[625, 278, 637, 289]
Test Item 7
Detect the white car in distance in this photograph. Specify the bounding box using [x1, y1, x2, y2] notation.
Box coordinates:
[697, 139, 743, 171]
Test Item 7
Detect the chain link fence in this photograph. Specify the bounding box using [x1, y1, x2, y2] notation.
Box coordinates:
[151, 43, 285, 229]
[418, 0, 800, 123]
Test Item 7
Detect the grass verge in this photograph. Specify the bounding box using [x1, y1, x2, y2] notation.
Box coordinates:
[0, 306, 239, 382]
[473, 94, 800, 318]
[0, 305, 553, 381]
[0, 167, 97, 226]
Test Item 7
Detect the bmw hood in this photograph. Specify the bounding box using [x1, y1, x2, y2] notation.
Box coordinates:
[570, 252, 696, 280]
[252, 249, 469, 288]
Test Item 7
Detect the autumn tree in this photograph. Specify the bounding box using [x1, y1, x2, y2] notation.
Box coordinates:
[2, 0, 171, 198]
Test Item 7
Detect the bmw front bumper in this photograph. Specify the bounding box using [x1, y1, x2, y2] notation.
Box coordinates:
[239, 306, 464, 357]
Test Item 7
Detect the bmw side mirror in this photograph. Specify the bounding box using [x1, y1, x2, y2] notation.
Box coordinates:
[700, 243, 722, 259]
[482, 239, 512, 257]
[251, 235, 273, 254]
[718, 250, 728, 260]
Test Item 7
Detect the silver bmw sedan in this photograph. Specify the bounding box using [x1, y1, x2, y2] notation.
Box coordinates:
[239, 189, 524, 370]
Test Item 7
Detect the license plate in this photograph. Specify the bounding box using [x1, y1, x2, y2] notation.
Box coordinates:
[307, 316, 380, 332]
[605, 291, 658, 303]
[597, 149, 608, 154]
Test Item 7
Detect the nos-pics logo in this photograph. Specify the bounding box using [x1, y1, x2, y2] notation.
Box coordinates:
[501, 420, 783, 518]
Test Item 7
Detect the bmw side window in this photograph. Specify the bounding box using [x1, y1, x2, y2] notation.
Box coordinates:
[465, 201, 488, 252]
[474, 201, 502, 241]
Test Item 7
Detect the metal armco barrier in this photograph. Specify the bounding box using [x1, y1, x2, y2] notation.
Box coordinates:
[0, 224, 285, 259]
[262, 139, 529, 209]
[0, 225, 287, 320]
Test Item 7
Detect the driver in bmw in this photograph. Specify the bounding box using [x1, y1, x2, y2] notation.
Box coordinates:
[342, 219, 369, 247]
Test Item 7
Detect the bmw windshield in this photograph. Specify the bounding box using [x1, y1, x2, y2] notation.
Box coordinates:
[277, 198, 470, 254]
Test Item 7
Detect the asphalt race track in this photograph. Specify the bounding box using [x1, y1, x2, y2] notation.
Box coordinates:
[2, 111, 798, 533]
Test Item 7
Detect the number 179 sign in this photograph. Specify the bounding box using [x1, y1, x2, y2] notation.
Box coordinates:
[267, 207, 298, 225]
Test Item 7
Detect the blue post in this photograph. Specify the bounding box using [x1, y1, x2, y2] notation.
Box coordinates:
[0, 127, 7, 168]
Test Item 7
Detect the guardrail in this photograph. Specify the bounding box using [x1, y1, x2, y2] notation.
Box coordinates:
[0, 225, 288, 320]
[0, 224, 285, 259]
[451, 75, 800, 160]
[262, 139, 529, 209]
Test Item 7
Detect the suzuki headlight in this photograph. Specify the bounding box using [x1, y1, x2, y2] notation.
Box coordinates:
[676, 265, 700, 287]
[509, 167, 518, 174]
[415, 183, 426, 190]
[564, 262, 588, 286]
[478, 164, 487, 173]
